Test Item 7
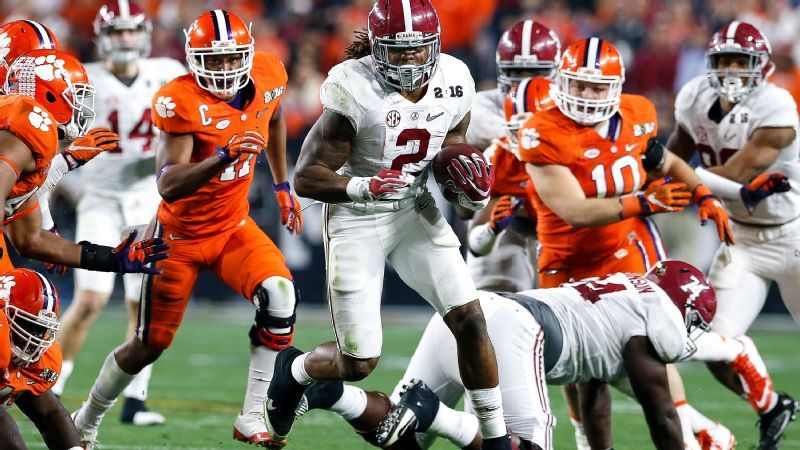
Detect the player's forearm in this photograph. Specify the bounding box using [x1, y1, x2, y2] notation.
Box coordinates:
[157, 158, 227, 203]
[695, 167, 742, 200]
[0, 407, 26, 450]
[643, 408, 683, 450]
[657, 152, 702, 191]
[7, 226, 82, 265]
[39, 153, 70, 195]
[578, 381, 613, 449]
[555, 197, 625, 228]
[266, 113, 289, 184]
[293, 163, 351, 203]
[708, 163, 757, 184]
[18, 392, 81, 449]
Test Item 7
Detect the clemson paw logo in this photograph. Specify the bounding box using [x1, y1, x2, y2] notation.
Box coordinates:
[0, 32, 10, 61]
[33, 54, 67, 82]
[520, 127, 540, 149]
[155, 96, 176, 118]
[28, 106, 53, 132]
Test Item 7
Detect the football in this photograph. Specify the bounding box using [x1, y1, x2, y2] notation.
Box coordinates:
[432, 143, 493, 201]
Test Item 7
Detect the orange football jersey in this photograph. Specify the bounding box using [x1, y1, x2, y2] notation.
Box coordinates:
[486, 137, 537, 217]
[0, 95, 58, 221]
[519, 94, 658, 268]
[153, 52, 287, 237]
[0, 337, 62, 407]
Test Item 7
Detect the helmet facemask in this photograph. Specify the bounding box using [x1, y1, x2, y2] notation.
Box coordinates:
[557, 70, 623, 126]
[6, 304, 59, 367]
[503, 112, 531, 159]
[61, 82, 96, 140]
[497, 65, 556, 93]
[679, 302, 711, 360]
[186, 27, 254, 99]
[706, 50, 770, 104]
[371, 31, 440, 92]
[98, 24, 152, 65]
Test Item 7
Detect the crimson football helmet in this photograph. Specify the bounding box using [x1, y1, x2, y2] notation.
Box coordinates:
[556, 37, 624, 125]
[94, 0, 153, 64]
[706, 21, 773, 104]
[1, 268, 60, 367]
[503, 77, 555, 158]
[4, 49, 96, 140]
[368, 0, 441, 92]
[184, 9, 254, 98]
[645, 260, 717, 336]
[496, 19, 561, 92]
[0, 20, 60, 90]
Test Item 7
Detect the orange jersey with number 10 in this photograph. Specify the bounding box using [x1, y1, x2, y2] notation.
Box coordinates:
[518, 94, 658, 268]
[152, 52, 287, 237]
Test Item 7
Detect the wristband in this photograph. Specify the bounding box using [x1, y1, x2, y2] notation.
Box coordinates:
[78, 241, 117, 272]
[215, 146, 234, 164]
[346, 177, 370, 202]
[692, 184, 715, 204]
[273, 181, 291, 193]
[468, 223, 497, 256]
[619, 195, 646, 219]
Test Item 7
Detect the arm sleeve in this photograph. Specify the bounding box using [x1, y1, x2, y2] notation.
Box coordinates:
[695, 166, 743, 200]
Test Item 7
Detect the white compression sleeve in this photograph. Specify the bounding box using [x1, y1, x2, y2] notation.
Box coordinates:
[695, 167, 743, 201]
[468, 224, 498, 256]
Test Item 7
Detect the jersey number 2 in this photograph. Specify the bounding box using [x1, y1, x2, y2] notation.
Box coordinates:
[391, 129, 431, 171]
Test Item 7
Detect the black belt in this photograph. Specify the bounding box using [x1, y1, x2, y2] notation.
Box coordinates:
[497, 292, 563, 372]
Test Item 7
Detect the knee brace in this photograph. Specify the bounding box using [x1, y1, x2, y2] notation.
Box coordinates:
[249, 276, 299, 350]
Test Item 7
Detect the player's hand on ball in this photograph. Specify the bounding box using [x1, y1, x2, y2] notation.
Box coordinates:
[217, 131, 266, 163]
[63, 127, 120, 170]
[693, 184, 735, 245]
[274, 182, 302, 235]
[740, 171, 791, 214]
[447, 154, 493, 201]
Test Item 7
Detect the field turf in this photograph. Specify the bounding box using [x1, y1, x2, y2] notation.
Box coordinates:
[12, 307, 800, 449]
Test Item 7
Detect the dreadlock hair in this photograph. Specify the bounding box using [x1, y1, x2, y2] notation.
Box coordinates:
[345, 29, 371, 60]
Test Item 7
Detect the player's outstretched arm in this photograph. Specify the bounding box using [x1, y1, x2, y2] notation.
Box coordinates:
[623, 336, 683, 450]
[577, 380, 613, 449]
[707, 127, 794, 183]
[0, 406, 26, 450]
[293, 110, 356, 203]
[16, 390, 82, 449]
[266, 107, 303, 234]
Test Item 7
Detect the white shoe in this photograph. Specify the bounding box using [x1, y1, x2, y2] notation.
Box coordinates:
[696, 422, 735, 450]
[71, 409, 100, 449]
[233, 411, 286, 448]
[131, 410, 166, 426]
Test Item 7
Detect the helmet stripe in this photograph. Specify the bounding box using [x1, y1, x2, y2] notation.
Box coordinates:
[118, 0, 131, 18]
[222, 10, 233, 40]
[521, 20, 533, 56]
[401, 0, 413, 32]
[211, 9, 230, 41]
[585, 37, 602, 69]
[726, 21, 740, 43]
[516, 77, 531, 113]
[22, 20, 54, 49]
[33, 271, 56, 313]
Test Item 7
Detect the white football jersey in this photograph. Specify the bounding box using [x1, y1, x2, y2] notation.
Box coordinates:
[320, 54, 475, 184]
[82, 57, 186, 192]
[518, 272, 688, 384]
[465, 87, 505, 151]
[675, 76, 800, 224]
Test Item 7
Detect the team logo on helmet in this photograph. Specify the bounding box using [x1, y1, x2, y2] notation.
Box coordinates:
[31, 53, 68, 82]
[0, 33, 11, 61]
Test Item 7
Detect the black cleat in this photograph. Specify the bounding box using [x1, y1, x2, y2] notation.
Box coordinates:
[758, 392, 800, 450]
[481, 435, 513, 450]
[296, 380, 345, 417]
[264, 346, 308, 440]
[374, 379, 440, 448]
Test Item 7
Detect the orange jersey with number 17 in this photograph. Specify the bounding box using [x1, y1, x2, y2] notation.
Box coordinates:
[152, 52, 287, 237]
[518, 94, 658, 268]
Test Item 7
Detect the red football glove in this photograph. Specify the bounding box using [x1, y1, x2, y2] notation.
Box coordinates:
[740, 171, 791, 214]
[447, 154, 493, 201]
[489, 195, 523, 233]
[43, 226, 67, 276]
[694, 184, 735, 245]
[274, 182, 302, 235]
[217, 131, 265, 163]
[620, 178, 692, 218]
[63, 127, 120, 170]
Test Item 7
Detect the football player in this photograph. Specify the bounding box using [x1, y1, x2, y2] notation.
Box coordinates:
[299, 260, 717, 450]
[51, 0, 186, 427]
[72, 9, 302, 448]
[0, 268, 83, 450]
[0, 48, 167, 277]
[518, 38, 734, 449]
[465, 20, 560, 293]
[467, 77, 554, 291]
[668, 21, 800, 449]
[275, 1, 510, 449]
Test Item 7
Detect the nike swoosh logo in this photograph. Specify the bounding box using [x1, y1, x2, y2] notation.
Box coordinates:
[169, 234, 187, 241]
[625, 143, 637, 152]
[25, 380, 36, 385]
[426, 112, 444, 122]
[724, 131, 736, 142]
[266, 399, 277, 411]
[754, 380, 774, 411]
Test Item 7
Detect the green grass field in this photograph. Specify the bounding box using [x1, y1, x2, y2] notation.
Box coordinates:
[11, 308, 800, 449]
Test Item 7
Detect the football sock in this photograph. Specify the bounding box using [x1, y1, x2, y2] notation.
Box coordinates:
[466, 386, 506, 440]
[689, 332, 743, 362]
[291, 352, 314, 385]
[683, 403, 717, 433]
[52, 359, 73, 396]
[123, 363, 153, 401]
[570, 416, 590, 450]
[675, 400, 701, 448]
[80, 351, 135, 432]
[427, 401, 479, 448]
[242, 345, 277, 416]
[329, 385, 368, 420]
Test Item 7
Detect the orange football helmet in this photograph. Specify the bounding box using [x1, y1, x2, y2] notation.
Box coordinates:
[556, 37, 625, 125]
[0, 20, 60, 90]
[1, 268, 60, 367]
[3, 49, 95, 140]
[184, 9, 254, 98]
[503, 77, 555, 157]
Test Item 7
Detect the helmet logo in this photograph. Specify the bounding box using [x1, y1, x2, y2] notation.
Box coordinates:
[28, 106, 53, 132]
[680, 275, 709, 303]
[155, 96, 177, 118]
[32, 54, 67, 82]
[0, 275, 15, 302]
[0, 33, 11, 61]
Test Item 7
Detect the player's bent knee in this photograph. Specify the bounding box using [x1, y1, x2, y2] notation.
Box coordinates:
[250, 277, 299, 350]
[74, 291, 111, 315]
[116, 337, 162, 373]
[341, 356, 379, 381]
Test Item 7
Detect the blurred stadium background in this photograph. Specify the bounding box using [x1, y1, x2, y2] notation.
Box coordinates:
[1, 0, 798, 311]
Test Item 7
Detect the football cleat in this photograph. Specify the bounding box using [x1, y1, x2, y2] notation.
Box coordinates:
[71, 409, 100, 450]
[696, 423, 735, 450]
[732, 336, 775, 413]
[120, 397, 166, 426]
[296, 380, 345, 418]
[374, 379, 440, 448]
[757, 392, 799, 450]
[233, 411, 287, 448]
[263, 346, 308, 440]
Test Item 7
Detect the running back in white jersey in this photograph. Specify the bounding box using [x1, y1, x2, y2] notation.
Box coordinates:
[320, 54, 475, 183]
[675, 76, 800, 224]
[465, 87, 505, 151]
[518, 272, 688, 384]
[82, 57, 186, 192]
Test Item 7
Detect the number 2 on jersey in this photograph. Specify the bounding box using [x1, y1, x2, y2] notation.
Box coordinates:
[390, 128, 431, 171]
